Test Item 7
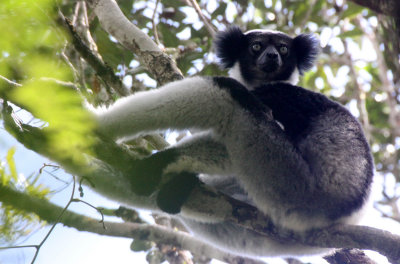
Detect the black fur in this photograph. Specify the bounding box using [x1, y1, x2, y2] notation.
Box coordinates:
[212, 76, 270, 120]
[252, 83, 335, 142]
[129, 149, 179, 195]
[252, 83, 374, 219]
[293, 34, 320, 74]
[157, 172, 200, 214]
[214, 26, 246, 69]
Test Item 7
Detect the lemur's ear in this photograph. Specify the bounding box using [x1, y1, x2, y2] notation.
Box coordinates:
[293, 34, 320, 74]
[214, 26, 246, 69]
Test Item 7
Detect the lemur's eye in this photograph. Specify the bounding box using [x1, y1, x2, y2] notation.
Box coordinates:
[251, 43, 262, 52]
[279, 45, 288, 54]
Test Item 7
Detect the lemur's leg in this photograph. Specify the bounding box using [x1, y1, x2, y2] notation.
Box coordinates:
[130, 132, 232, 213]
[161, 132, 232, 176]
[128, 132, 231, 194]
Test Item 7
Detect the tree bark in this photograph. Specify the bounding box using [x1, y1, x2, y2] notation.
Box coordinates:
[349, 0, 400, 18]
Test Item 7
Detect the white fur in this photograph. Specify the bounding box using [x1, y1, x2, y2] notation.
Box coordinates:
[228, 63, 253, 89]
[245, 29, 282, 35]
[94, 77, 235, 140]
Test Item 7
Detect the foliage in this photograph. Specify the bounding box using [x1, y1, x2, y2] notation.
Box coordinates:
[0, 0, 95, 166]
[0, 148, 50, 244]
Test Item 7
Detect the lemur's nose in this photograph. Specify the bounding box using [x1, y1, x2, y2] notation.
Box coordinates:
[263, 45, 279, 60]
[267, 52, 278, 59]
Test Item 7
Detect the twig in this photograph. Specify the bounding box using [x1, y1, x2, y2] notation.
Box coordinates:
[185, 0, 216, 36]
[30, 175, 77, 263]
[343, 38, 371, 141]
[72, 198, 107, 229]
[152, 0, 161, 45]
[39, 77, 79, 90]
[39, 163, 60, 174]
[356, 16, 399, 136]
[0, 75, 22, 87]
[300, 0, 317, 29]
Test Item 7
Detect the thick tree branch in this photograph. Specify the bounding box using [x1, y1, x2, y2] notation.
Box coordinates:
[324, 249, 377, 264]
[61, 13, 129, 96]
[349, 0, 400, 18]
[85, 0, 183, 85]
[0, 184, 264, 264]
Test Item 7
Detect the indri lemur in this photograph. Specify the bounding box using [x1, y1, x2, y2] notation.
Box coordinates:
[92, 26, 373, 257]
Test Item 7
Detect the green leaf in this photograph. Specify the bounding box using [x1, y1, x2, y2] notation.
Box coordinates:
[0, 0, 62, 79]
[212, 2, 228, 17]
[162, 0, 186, 8]
[93, 22, 134, 68]
[0, 157, 10, 186]
[338, 28, 364, 38]
[158, 23, 180, 47]
[0, 0, 95, 165]
[310, 0, 326, 23]
[341, 2, 365, 19]
[11, 77, 95, 165]
[6, 147, 17, 182]
[292, 1, 309, 25]
[253, 0, 267, 10]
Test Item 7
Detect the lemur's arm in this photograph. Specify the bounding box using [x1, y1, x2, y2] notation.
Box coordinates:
[95, 77, 252, 140]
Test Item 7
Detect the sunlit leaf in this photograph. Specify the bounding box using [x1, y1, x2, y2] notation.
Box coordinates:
[338, 28, 364, 38]
[11, 77, 95, 165]
[0, 0, 95, 165]
[0, 151, 48, 243]
[6, 147, 17, 182]
[0, 0, 62, 80]
[341, 2, 365, 19]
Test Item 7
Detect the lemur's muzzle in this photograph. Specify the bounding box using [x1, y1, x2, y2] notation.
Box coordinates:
[256, 46, 282, 72]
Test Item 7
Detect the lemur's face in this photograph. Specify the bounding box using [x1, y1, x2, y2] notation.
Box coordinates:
[239, 30, 297, 85]
[214, 26, 319, 88]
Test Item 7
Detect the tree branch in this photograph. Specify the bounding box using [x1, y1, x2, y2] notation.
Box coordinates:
[349, 0, 400, 18]
[85, 0, 183, 85]
[0, 184, 264, 264]
[61, 13, 129, 96]
[185, 0, 216, 36]
[324, 249, 377, 264]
